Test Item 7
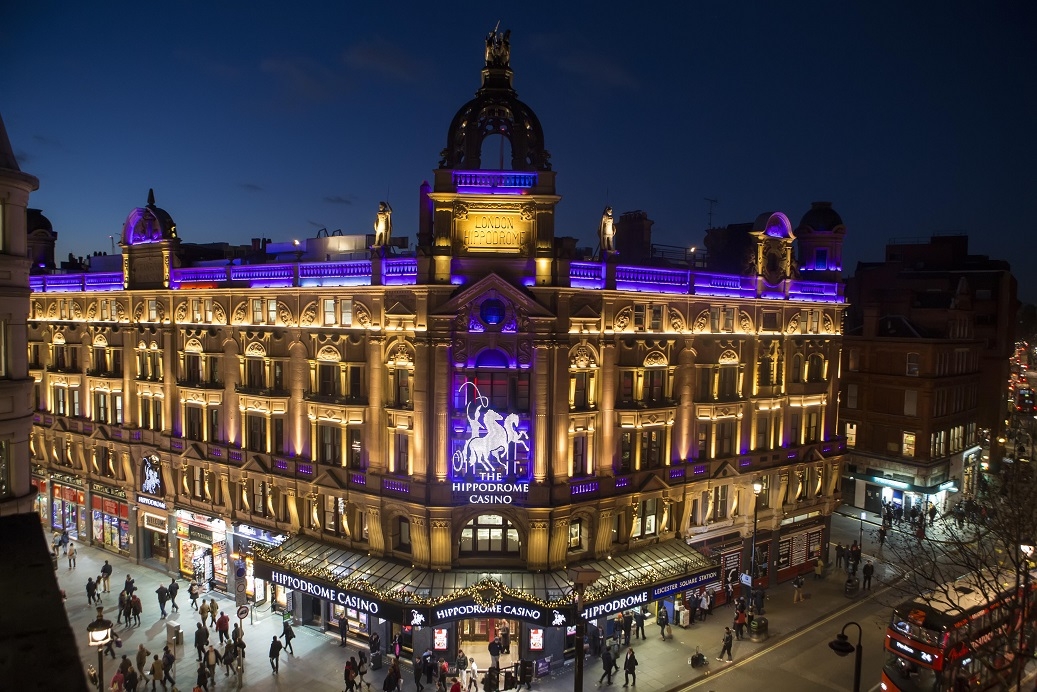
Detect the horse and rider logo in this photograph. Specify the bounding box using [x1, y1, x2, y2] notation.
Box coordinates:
[452, 381, 529, 477]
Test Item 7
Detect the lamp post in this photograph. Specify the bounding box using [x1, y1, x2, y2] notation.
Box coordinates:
[86, 607, 113, 692]
[828, 621, 863, 692]
[859, 511, 866, 548]
[1018, 541, 1034, 691]
[750, 480, 763, 597]
[569, 567, 601, 692]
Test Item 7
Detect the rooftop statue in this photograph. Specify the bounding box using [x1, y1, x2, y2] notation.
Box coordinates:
[485, 27, 511, 68]
[373, 201, 393, 247]
[599, 206, 616, 254]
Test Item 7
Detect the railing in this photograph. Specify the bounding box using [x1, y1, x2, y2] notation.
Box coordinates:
[571, 480, 599, 496]
[569, 262, 604, 289]
[383, 258, 418, 284]
[616, 265, 690, 294]
[453, 170, 537, 189]
[383, 478, 410, 494]
[692, 272, 757, 299]
[29, 272, 123, 293]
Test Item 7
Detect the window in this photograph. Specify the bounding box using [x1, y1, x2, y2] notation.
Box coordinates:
[805, 410, 819, 442]
[814, 248, 828, 270]
[317, 363, 339, 397]
[71, 389, 81, 417]
[393, 432, 409, 474]
[845, 422, 857, 447]
[148, 300, 158, 322]
[809, 310, 820, 334]
[97, 448, 116, 479]
[641, 429, 664, 468]
[0, 440, 9, 500]
[791, 354, 803, 383]
[185, 353, 202, 383]
[931, 430, 946, 457]
[323, 495, 342, 535]
[644, 369, 666, 403]
[756, 476, 770, 510]
[717, 365, 737, 400]
[709, 306, 735, 333]
[712, 485, 728, 520]
[390, 369, 411, 407]
[347, 428, 363, 469]
[631, 498, 659, 538]
[755, 416, 772, 451]
[847, 349, 859, 372]
[716, 421, 734, 457]
[571, 371, 590, 410]
[790, 412, 801, 446]
[906, 353, 920, 377]
[846, 384, 858, 409]
[273, 418, 284, 455]
[340, 299, 353, 327]
[192, 465, 206, 500]
[267, 299, 277, 325]
[185, 406, 203, 441]
[245, 414, 266, 452]
[618, 431, 633, 473]
[323, 299, 336, 326]
[245, 358, 265, 389]
[191, 299, 201, 322]
[568, 519, 584, 551]
[251, 480, 268, 516]
[619, 371, 635, 405]
[902, 432, 916, 457]
[904, 390, 917, 417]
[459, 514, 521, 556]
[572, 435, 588, 477]
[53, 387, 67, 416]
[251, 299, 263, 324]
[807, 354, 825, 382]
[396, 517, 411, 553]
[94, 392, 109, 423]
[762, 312, 779, 332]
[209, 408, 220, 443]
[650, 305, 664, 331]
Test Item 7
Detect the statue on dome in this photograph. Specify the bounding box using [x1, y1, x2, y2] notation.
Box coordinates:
[373, 201, 393, 247]
[484, 26, 511, 68]
[599, 205, 616, 254]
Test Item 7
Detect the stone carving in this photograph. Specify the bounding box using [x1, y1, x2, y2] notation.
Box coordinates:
[388, 342, 413, 366]
[822, 313, 834, 334]
[668, 308, 685, 333]
[570, 344, 596, 369]
[452, 337, 467, 366]
[517, 339, 532, 366]
[133, 303, 144, 322]
[373, 201, 393, 247]
[528, 520, 548, 530]
[643, 350, 668, 367]
[786, 314, 800, 334]
[520, 202, 536, 221]
[47, 302, 57, 318]
[430, 519, 450, 529]
[174, 301, 188, 323]
[718, 349, 739, 365]
[244, 341, 266, 357]
[453, 201, 469, 220]
[468, 315, 485, 333]
[354, 302, 372, 328]
[300, 301, 318, 327]
[693, 310, 710, 333]
[277, 301, 295, 327]
[185, 338, 203, 353]
[739, 311, 753, 333]
[32, 300, 44, 320]
[599, 206, 616, 253]
[232, 301, 247, 324]
[70, 301, 83, 320]
[211, 302, 226, 325]
[614, 306, 633, 331]
[86, 303, 97, 320]
[316, 345, 341, 362]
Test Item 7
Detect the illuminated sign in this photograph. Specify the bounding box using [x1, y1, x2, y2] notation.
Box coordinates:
[143, 513, 168, 533]
[434, 629, 448, 650]
[140, 454, 164, 496]
[651, 568, 721, 599]
[892, 638, 938, 666]
[529, 628, 544, 651]
[137, 494, 167, 510]
[459, 212, 530, 253]
[582, 592, 649, 620]
[450, 382, 531, 505]
[252, 565, 415, 623]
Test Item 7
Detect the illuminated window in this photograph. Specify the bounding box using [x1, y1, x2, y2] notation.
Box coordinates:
[340, 299, 353, 327]
[807, 354, 825, 383]
[266, 299, 277, 325]
[323, 299, 336, 326]
[480, 299, 505, 325]
[347, 428, 363, 469]
[631, 498, 659, 538]
[459, 514, 520, 556]
[251, 299, 263, 324]
[568, 518, 584, 551]
[572, 435, 588, 477]
[316, 423, 340, 465]
[712, 485, 728, 520]
[845, 422, 857, 447]
[906, 353, 920, 377]
[393, 432, 409, 475]
[847, 349, 860, 372]
[755, 416, 772, 451]
[902, 432, 916, 458]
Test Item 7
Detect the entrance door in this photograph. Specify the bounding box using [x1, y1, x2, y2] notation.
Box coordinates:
[864, 483, 883, 514]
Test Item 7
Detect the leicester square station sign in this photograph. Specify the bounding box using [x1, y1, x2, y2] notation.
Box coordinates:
[450, 382, 531, 505]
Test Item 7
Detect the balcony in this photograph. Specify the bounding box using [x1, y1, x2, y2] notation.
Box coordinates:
[179, 379, 224, 390]
[45, 364, 81, 374]
[234, 384, 289, 397]
[86, 368, 124, 378]
[615, 398, 678, 410]
[303, 390, 368, 406]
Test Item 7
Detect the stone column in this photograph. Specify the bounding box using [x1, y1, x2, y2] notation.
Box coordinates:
[429, 517, 452, 570]
[367, 507, 385, 556]
[527, 518, 550, 570]
[533, 343, 550, 483]
[545, 517, 568, 569]
[413, 341, 429, 477]
[366, 336, 385, 472]
[594, 508, 614, 558]
[409, 515, 430, 567]
[433, 341, 450, 482]
[599, 342, 616, 475]
[552, 346, 569, 480]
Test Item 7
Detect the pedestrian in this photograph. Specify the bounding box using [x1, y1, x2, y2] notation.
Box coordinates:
[148, 655, 164, 692]
[370, 631, 382, 654]
[656, 606, 669, 640]
[124, 574, 136, 596]
[717, 627, 734, 662]
[205, 645, 219, 682]
[894, 505, 903, 525]
[698, 591, 710, 622]
[633, 608, 645, 640]
[122, 593, 134, 627]
[67, 542, 77, 569]
[437, 658, 449, 692]
[189, 582, 200, 610]
[117, 591, 128, 625]
[156, 583, 169, 618]
[208, 598, 218, 627]
[86, 577, 98, 606]
[124, 665, 139, 692]
[339, 614, 349, 646]
[733, 608, 747, 640]
[622, 648, 637, 687]
[835, 543, 845, 568]
[222, 641, 238, 678]
[195, 622, 210, 661]
[414, 655, 426, 692]
[862, 561, 874, 590]
[346, 657, 359, 692]
[231, 622, 242, 646]
[131, 594, 143, 626]
[501, 620, 511, 655]
[60, 528, 69, 553]
[814, 558, 824, 580]
[724, 580, 734, 606]
[119, 654, 133, 677]
[599, 646, 614, 685]
[488, 637, 501, 669]
[216, 611, 230, 643]
[199, 599, 211, 628]
[136, 644, 151, 676]
[161, 647, 176, 689]
[101, 560, 113, 592]
[467, 659, 479, 692]
[455, 649, 469, 689]
[281, 620, 296, 655]
[196, 661, 209, 691]
[792, 574, 805, 603]
[622, 610, 633, 644]
[268, 635, 283, 673]
[451, 676, 462, 692]
[109, 669, 125, 692]
[167, 579, 179, 612]
[878, 527, 887, 548]
[422, 648, 435, 686]
[359, 649, 370, 689]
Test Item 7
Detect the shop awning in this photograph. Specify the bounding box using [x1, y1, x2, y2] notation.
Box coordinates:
[846, 473, 959, 495]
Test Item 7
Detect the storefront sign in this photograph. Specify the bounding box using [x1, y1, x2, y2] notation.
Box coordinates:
[529, 628, 544, 651]
[137, 494, 167, 510]
[535, 657, 551, 678]
[430, 596, 568, 627]
[143, 513, 168, 533]
[91, 482, 127, 500]
[257, 567, 411, 623]
[433, 628, 448, 651]
[581, 591, 650, 621]
[650, 567, 721, 599]
[140, 454, 165, 496]
[233, 523, 286, 546]
[178, 525, 213, 544]
[450, 382, 531, 505]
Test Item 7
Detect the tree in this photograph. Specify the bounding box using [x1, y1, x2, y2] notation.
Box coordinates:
[879, 458, 1037, 690]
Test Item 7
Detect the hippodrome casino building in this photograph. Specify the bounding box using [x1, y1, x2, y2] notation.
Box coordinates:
[26, 31, 846, 667]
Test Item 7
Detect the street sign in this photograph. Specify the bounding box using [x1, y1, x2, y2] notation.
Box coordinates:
[234, 578, 247, 606]
[740, 573, 752, 587]
[236, 605, 249, 620]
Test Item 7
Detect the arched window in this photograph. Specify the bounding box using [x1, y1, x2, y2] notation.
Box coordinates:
[791, 354, 804, 383]
[806, 354, 825, 383]
[475, 349, 509, 368]
[459, 514, 520, 556]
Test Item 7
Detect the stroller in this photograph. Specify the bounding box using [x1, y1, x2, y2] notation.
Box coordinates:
[688, 647, 708, 668]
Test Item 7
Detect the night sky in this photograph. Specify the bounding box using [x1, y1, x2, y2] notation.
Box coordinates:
[2, 3, 1035, 301]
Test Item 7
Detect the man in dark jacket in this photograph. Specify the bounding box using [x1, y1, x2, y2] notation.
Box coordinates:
[167, 579, 180, 612]
[862, 561, 875, 590]
[598, 647, 614, 685]
[195, 622, 210, 661]
[622, 649, 638, 687]
[633, 608, 646, 640]
[156, 584, 169, 618]
[269, 635, 283, 673]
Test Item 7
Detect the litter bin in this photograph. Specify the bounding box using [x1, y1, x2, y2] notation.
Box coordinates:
[370, 650, 383, 671]
[749, 616, 768, 642]
[166, 622, 182, 648]
[844, 577, 860, 598]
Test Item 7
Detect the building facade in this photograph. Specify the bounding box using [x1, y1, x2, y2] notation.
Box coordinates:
[27, 33, 846, 666]
[839, 235, 1016, 514]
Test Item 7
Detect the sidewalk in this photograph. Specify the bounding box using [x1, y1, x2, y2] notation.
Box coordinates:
[61, 512, 895, 692]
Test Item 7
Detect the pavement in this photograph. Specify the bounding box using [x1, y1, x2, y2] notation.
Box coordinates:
[60, 512, 899, 692]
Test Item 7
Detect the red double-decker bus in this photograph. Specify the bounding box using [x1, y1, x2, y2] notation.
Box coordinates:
[881, 569, 1037, 691]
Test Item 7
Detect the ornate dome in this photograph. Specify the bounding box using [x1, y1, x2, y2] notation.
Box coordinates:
[438, 29, 551, 172]
[797, 201, 845, 234]
[122, 188, 177, 245]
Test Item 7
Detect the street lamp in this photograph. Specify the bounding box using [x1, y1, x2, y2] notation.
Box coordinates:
[829, 621, 863, 692]
[86, 607, 113, 692]
[859, 511, 866, 548]
[569, 567, 601, 692]
[1019, 540, 1034, 691]
[750, 480, 763, 595]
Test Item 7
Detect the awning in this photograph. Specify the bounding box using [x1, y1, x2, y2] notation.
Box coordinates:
[845, 473, 959, 495]
[253, 534, 716, 625]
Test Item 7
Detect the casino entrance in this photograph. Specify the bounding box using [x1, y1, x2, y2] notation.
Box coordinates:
[458, 616, 518, 649]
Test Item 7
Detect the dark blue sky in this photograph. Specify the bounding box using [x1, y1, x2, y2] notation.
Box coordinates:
[3, 2, 1035, 300]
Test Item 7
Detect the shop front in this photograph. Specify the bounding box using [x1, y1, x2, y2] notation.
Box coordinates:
[137, 494, 170, 563]
[51, 473, 86, 539]
[175, 509, 228, 591]
[90, 482, 130, 553]
[229, 523, 286, 607]
[32, 468, 48, 523]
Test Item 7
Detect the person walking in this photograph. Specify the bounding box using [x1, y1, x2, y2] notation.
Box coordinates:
[501, 621, 511, 655]
[101, 560, 113, 592]
[598, 646, 614, 685]
[195, 661, 209, 691]
[189, 582, 200, 610]
[167, 579, 179, 612]
[268, 635, 283, 673]
[199, 599, 211, 629]
[156, 584, 169, 618]
[339, 614, 349, 646]
[733, 608, 747, 641]
[633, 608, 646, 640]
[834, 543, 845, 568]
[358, 649, 370, 690]
[792, 574, 805, 603]
[862, 561, 874, 590]
[455, 649, 469, 690]
[622, 611, 633, 645]
[67, 542, 77, 569]
[148, 655, 164, 692]
[208, 598, 218, 627]
[622, 648, 638, 687]
[488, 637, 502, 670]
[194, 622, 210, 661]
[216, 611, 230, 644]
[124, 665, 139, 692]
[124, 574, 136, 596]
[716, 627, 734, 662]
[136, 644, 151, 677]
[281, 620, 296, 655]
[814, 558, 825, 580]
[466, 659, 479, 692]
[121, 593, 133, 627]
[878, 526, 887, 549]
[131, 593, 143, 626]
[413, 655, 426, 692]
[656, 606, 669, 640]
[205, 644, 220, 682]
[86, 577, 99, 606]
[161, 647, 176, 689]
